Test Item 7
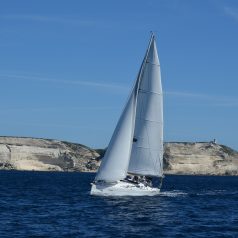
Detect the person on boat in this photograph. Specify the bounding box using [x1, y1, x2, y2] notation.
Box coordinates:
[139, 176, 146, 184]
[145, 176, 152, 187]
[133, 175, 139, 183]
[126, 175, 133, 182]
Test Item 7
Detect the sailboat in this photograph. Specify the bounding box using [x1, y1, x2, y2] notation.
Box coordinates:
[90, 34, 163, 196]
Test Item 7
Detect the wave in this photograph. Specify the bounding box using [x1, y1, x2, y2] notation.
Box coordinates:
[196, 189, 238, 196]
[159, 190, 188, 197]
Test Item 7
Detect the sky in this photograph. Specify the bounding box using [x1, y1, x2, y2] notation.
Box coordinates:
[0, 0, 238, 150]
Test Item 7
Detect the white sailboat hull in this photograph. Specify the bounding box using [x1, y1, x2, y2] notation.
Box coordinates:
[90, 180, 160, 196]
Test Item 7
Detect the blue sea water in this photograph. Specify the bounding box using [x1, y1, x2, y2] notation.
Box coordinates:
[0, 171, 238, 238]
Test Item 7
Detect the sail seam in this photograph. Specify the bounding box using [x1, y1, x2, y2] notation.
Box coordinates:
[136, 146, 161, 150]
[146, 61, 160, 66]
[146, 119, 162, 123]
[139, 90, 162, 95]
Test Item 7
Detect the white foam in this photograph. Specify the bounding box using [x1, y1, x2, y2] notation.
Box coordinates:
[159, 190, 187, 197]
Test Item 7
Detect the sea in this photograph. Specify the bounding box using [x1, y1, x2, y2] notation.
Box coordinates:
[0, 171, 238, 238]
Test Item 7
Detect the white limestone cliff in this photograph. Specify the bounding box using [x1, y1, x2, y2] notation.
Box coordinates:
[163, 142, 238, 175]
[0, 137, 238, 175]
[0, 137, 99, 172]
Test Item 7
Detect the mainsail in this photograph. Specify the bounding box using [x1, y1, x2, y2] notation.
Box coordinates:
[128, 36, 163, 177]
[95, 34, 163, 182]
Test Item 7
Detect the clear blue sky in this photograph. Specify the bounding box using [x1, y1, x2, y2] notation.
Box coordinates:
[1, 0, 238, 150]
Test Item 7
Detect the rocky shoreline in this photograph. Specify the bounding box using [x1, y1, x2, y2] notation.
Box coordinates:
[0, 136, 100, 172]
[163, 142, 238, 176]
[0, 136, 238, 175]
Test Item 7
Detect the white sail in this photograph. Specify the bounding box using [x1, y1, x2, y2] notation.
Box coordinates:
[95, 87, 137, 182]
[128, 36, 163, 177]
[95, 34, 163, 183]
